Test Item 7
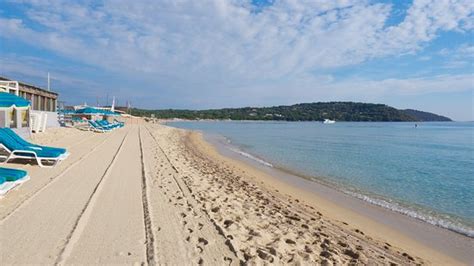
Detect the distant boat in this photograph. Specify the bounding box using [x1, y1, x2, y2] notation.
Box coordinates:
[323, 119, 336, 124]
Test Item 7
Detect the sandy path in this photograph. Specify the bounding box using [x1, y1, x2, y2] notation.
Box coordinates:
[0, 129, 112, 220]
[0, 128, 129, 264]
[62, 126, 146, 264]
[141, 125, 239, 265]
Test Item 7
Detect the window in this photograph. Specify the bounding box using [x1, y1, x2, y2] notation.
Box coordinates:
[34, 95, 40, 110]
[40, 96, 45, 111]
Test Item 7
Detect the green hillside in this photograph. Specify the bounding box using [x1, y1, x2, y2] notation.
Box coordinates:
[132, 102, 451, 122]
[401, 109, 451, 121]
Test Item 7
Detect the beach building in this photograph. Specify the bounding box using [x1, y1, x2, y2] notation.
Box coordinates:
[0, 92, 30, 131]
[0, 77, 60, 130]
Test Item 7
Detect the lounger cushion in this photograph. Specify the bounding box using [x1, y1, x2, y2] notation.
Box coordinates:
[2, 128, 67, 154]
[0, 167, 28, 182]
[0, 131, 64, 158]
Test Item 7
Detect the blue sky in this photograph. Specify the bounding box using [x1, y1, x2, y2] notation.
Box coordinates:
[0, 0, 473, 120]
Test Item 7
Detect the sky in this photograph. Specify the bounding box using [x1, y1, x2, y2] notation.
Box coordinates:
[0, 0, 473, 120]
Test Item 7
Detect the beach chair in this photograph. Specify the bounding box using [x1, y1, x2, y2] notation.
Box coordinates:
[1, 128, 68, 157]
[87, 120, 113, 133]
[30, 113, 42, 133]
[113, 119, 125, 127]
[98, 120, 120, 129]
[0, 167, 30, 196]
[40, 113, 48, 132]
[0, 129, 68, 168]
[96, 120, 111, 129]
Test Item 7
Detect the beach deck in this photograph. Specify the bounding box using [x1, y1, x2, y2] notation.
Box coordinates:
[0, 123, 471, 265]
[0, 124, 237, 265]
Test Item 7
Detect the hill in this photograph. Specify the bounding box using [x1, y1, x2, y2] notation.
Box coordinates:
[401, 109, 452, 122]
[131, 102, 451, 122]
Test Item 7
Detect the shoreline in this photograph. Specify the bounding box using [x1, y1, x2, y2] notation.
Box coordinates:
[184, 126, 473, 264]
[204, 131, 474, 238]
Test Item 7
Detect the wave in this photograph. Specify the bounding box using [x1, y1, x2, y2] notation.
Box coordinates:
[346, 191, 474, 238]
[224, 144, 274, 168]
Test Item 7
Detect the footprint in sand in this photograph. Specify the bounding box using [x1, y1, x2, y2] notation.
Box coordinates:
[198, 237, 208, 245]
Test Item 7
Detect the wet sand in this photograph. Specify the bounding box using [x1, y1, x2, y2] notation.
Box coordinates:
[0, 122, 471, 265]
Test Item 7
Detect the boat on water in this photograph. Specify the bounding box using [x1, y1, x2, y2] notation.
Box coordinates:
[323, 119, 336, 124]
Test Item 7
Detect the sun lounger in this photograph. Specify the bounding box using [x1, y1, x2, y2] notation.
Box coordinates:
[113, 119, 125, 127]
[97, 120, 121, 129]
[2, 128, 68, 156]
[0, 167, 28, 182]
[109, 120, 124, 128]
[87, 120, 123, 133]
[0, 129, 68, 168]
[88, 120, 113, 133]
[0, 167, 29, 196]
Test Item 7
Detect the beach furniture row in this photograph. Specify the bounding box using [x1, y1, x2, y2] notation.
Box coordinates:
[0, 128, 69, 196]
[88, 119, 124, 133]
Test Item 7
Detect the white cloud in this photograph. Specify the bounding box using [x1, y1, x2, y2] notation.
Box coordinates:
[2, 1, 472, 81]
[456, 44, 474, 57]
[435, 43, 474, 69]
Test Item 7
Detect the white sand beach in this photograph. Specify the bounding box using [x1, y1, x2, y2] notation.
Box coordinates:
[1, 121, 472, 265]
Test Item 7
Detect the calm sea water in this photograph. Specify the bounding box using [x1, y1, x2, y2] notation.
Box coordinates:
[168, 121, 474, 236]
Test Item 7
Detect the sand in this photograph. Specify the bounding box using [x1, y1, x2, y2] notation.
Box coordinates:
[0, 122, 472, 265]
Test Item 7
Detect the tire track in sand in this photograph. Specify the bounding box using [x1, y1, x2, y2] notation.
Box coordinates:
[138, 125, 156, 265]
[54, 130, 129, 265]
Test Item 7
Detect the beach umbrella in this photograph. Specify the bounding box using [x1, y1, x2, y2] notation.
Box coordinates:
[75, 107, 119, 116]
[0, 92, 30, 110]
[75, 107, 103, 115]
[100, 109, 120, 116]
[58, 109, 76, 114]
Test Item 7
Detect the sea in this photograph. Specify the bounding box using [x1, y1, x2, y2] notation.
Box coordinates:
[167, 121, 474, 237]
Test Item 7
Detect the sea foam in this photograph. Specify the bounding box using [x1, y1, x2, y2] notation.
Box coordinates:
[346, 191, 474, 237]
[227, 146, 274, 168]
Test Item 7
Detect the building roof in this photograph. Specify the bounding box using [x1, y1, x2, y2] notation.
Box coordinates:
[0, 76, 58, 96]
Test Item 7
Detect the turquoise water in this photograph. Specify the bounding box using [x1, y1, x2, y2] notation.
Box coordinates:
[168, 121, 474, 236]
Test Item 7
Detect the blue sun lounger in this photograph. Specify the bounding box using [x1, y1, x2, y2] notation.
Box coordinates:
[88, 120, 123, 132]
[97, 120, 122, 129]
[0, 129, 68, 168]
[88, 120, 113, 132]
[113, 119, 125, 127]
[0, 167, 29, 196]
[2, 128, 68, 156]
